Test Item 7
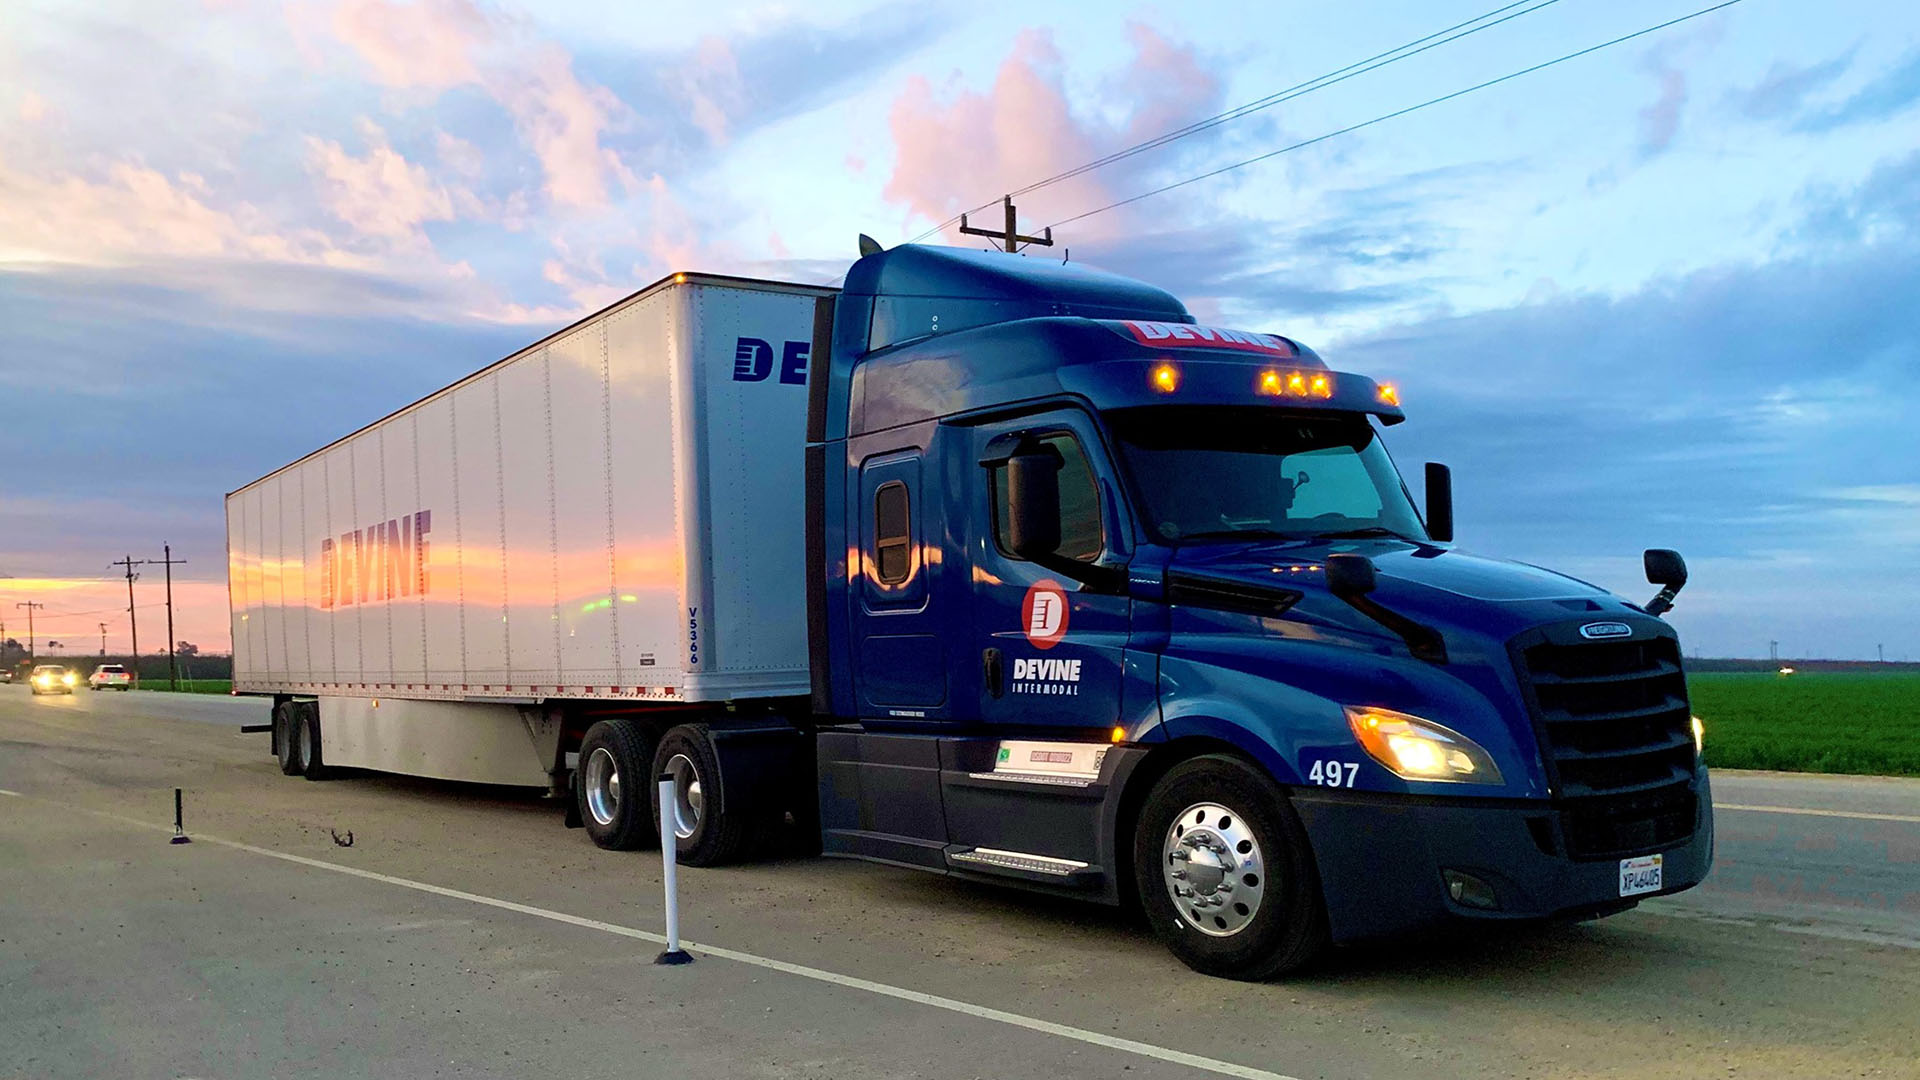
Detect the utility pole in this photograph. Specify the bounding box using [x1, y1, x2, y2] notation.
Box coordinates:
[1769, 640, 1778, 663]
[1879, 643, 1885, 663]
[959, 195, 1055, 253]
[155, 544, 186, 690]
[14, 602, 43, 659]
[110, 556, 146, 686]
[99, 622, 108, 657]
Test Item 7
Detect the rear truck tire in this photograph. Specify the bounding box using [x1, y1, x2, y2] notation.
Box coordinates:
[576, 718, 658, 851]
[300, 703, 332, 781]
[1133, 754, 1329, 981]
[275, 701, 306, 777]
[652, 723, 752, 867]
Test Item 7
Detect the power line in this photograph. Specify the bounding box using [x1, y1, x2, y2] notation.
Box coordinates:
[1047, 0, 1747, 230]
[903, 0, 1568, 245]
[1011, 0, 1566, 200]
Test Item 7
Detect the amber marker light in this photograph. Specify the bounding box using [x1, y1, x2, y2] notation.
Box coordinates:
[1151, 362, 1180, 393]
[1258, 370, 1283, 396]
[1285, 371, 1307, 396]
[1377, 382, 1399, 406]
[1111, 725, 1127, 744]
[1310, 373, 1332, 398]
[673, 272, 687, 283]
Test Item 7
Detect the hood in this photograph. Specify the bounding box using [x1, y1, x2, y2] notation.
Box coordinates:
[1172, 539, 1606, 604]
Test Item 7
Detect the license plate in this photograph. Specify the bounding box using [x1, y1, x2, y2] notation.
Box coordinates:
[1619, 854, 1664, 897]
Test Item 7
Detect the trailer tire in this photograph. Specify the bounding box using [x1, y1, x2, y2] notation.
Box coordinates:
[1133, 754, 1328, 981]
[275, 701, 306, 777]
[653, 723, 751, 867]
[577, 719, 657, 851]
[300, 703, 332, 781]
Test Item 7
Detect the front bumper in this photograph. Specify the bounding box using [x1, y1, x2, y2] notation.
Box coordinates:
[1291, 771, 1714, 944]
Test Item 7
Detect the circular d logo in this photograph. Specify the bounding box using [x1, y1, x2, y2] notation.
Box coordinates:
[1022, 580, 1070, 650]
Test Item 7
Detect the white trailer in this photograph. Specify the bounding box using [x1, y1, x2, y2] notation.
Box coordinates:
[226, 273, 831, 788]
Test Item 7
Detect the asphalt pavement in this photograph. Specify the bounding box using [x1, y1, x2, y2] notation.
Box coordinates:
[2, 684, 1916, 1079]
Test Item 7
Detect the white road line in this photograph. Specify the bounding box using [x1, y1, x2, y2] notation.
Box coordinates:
[1717, 803, 1920, 825]
[13, 792, 1302, 1080]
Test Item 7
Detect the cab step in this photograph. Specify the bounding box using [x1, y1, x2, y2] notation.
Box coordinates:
[945, 846, 1102, 887]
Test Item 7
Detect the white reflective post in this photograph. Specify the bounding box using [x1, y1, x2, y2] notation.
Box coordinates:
[654, 774, 692, 965]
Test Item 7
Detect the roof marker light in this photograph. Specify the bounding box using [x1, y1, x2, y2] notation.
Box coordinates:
[1377, 383, 1399, 406]
[1151, 362, 1180, 393]
[1285, 372, 1307, 396]
[1258, 370, 1283, 396]
[1310, 374, 1332, 399]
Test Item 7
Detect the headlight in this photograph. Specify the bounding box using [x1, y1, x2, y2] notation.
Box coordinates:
[62, 673, 77, 685]
[1691, 715, 1704, 756]
[1345, 706, 1504, 785]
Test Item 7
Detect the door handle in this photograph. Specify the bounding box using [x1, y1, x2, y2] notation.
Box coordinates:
[983, 647, 1005, 699]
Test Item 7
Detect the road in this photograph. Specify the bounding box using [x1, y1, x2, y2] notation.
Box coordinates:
[1, 685, 1915, 1079]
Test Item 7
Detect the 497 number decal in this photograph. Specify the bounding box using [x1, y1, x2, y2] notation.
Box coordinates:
[1307, 760, 1359, 788]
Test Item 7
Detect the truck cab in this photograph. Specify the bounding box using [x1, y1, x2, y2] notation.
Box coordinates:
[805, 244, 1712, 978]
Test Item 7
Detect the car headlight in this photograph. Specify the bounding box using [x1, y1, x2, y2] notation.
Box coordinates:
[1691, 715, 1704, 756]
[63, 673, 77, 685]
[1345, 706, 1504, 785]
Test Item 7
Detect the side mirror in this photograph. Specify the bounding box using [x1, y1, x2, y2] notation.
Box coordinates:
[1325, 553, 1377, 598]
[1644, 548, 1687, 588]
[1424, 462, 1453, 543]
[1642, 548, 1687, 617]
[1005, 449, 1062, 559]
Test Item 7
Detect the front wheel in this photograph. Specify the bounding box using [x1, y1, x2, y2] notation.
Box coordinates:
[1133, 754, 1329, 980]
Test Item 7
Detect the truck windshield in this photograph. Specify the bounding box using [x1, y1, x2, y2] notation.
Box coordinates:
[1106, 406, 1427, 544]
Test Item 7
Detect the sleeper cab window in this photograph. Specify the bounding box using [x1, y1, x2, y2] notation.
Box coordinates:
[874, 480, 912, 585]
[991, 433, 1104, 563]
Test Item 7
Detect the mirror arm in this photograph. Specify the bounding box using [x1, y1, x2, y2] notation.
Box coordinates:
[1028, 551, 1128, 594]
[1644, 586, 1680, 618]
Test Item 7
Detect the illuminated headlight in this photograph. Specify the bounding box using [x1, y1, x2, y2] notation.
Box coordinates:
[1345, 706, 1503, 785]
[63, 673, 77, 686]
[1691, 715, 1704, 756]
[33, 676, 50, 687]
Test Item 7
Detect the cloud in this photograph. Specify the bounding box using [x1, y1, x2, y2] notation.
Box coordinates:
[306, 119, 456, 245]
[0, 156, 354, 269]
[327, 0, 488, 90]
[1637, 65, 1687, 157]
[1794, 48, 1920, 132]
[320, 0, 633, 208]
[883, 24, 1227, 240]
[1726, 50, 1854, 120]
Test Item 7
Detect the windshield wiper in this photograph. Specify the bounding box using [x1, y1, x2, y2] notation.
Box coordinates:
[1310, 527, 1417, 541]
[1174, 529, 1312, 543]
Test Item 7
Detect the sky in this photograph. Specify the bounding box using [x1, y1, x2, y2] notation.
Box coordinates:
[0, 0, 1916, 660]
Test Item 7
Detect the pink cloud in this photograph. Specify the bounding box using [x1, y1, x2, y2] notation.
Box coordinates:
[306, 120, 455, 244]
[317, 0, 633, 209]
[884, 24, 1221, 241]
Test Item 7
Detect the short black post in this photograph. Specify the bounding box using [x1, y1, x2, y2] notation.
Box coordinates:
[170, 787, 192, 845]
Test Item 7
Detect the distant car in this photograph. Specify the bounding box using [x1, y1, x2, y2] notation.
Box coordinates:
[30, 664, 77, 695]
[89, 664, 132, 691]
[1, 669, 12, 683]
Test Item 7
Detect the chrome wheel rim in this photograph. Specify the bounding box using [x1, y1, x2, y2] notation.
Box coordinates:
[665, 752, 703, 839]
[584, 747, 621, 827]
[1163, 801, 1267, 937]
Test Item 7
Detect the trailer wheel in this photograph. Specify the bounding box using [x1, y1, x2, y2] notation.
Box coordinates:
[652, 723, 751, 867]
[577, 719, 657, 851]
[275, 701, 306, 777]
[300, 703, 332, 781]
[1133, 754, 1328, 980]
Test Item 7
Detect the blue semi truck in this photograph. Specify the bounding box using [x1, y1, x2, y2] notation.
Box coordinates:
[233, 241, 1712, 979]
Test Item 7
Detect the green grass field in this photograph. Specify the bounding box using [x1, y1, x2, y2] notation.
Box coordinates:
[133, 680, 233, 695]
[1688, 671, 1920, 777]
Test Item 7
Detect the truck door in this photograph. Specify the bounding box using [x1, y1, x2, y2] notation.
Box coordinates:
[851, 448, 949, 720]
[970, 412, 1130, 734]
